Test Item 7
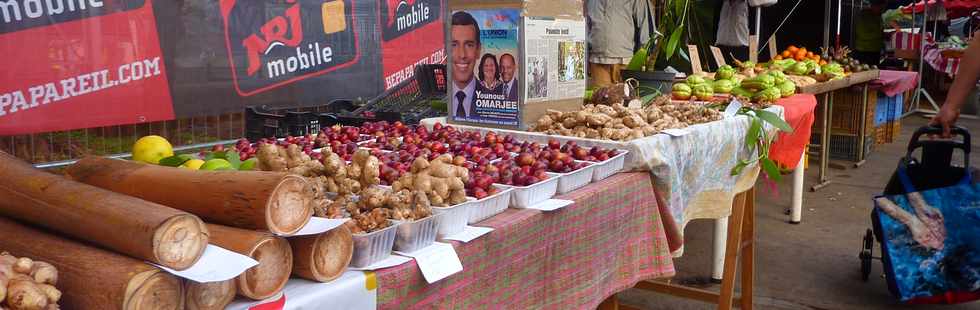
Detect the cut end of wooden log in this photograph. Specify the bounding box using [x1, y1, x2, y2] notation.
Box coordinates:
[300, 226, 353, 282]
[238, 236, 292, 300]
[185, 280, 236, 310]
[265, 175, 314, 235]
[123, 270, 184, 310]
[153, 215, 210, 270]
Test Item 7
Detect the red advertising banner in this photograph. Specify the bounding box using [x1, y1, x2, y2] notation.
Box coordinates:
[379, 0, 446, 90]
[0, 0, 175, 135]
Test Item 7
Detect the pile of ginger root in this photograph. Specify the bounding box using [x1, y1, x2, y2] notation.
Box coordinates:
[256, 143, 381, 210]
[392, 154, 469, 207]
[328, 186, 436, 234]
[0, 252, 61, 310]
[531, 96, 721, 141]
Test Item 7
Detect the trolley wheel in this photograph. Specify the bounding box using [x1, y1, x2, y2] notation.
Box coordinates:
[860, 229, 874, 282]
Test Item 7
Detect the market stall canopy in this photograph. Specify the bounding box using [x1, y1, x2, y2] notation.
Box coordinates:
[901, 0, 980, 19]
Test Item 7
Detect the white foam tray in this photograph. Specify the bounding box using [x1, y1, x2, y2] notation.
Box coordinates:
[466, 185, 514, 224]
[591, 151, 628, 182]
[556, 161, 599, 194]
[508, 173, 560, 209]
[433, 199, 474, 238]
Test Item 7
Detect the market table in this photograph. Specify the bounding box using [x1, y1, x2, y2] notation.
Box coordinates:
[771, 95, 818, 224]
[923, 42, 964, 77]
[871, 70, 919, 97]
[799, 70, 880, 191]
[228, 172, 675, 309]
[423, 107, 770, 282]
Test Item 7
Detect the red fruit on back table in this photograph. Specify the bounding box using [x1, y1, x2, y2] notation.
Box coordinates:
[548, 139, 560, 150]
[517, 153, 535, 166]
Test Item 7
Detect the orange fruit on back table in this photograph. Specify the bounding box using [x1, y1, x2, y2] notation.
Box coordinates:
[795, 50, 807, 60]
[787, 45, 799, 53]
[782, 51, 792, 57]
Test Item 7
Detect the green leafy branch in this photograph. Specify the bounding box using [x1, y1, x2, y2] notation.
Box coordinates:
[730, 108, 793, 182]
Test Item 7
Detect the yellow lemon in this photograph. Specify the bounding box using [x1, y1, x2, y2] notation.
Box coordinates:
[132, 135, 174, 164]
[181, 159, 205, 170]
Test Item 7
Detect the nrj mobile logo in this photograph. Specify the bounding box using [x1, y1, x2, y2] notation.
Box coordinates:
[221, 0, 359, 96]
[380, 0, 440, 41]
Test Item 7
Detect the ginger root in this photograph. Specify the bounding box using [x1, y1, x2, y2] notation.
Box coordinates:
[391, 156, 468, 207]
[530, 97, 721, 141]
[0, 252, 60, 309]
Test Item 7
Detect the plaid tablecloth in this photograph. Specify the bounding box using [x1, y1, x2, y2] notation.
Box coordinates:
[376, 172, 675, 309]
[923, 42, 963, 77]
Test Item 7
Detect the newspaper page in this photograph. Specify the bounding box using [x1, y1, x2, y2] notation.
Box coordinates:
[523, 18, 587, 103]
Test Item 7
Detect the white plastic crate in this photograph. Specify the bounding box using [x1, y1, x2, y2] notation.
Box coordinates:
[349, 221, 398, 268]
[433, 199, 474, 238]
[393, 214, 440, 253]
[509, 173, 560, 208]
[466, 185, 514, 224]
[591, 151, 628, 182]
[556, 161, 598, 194]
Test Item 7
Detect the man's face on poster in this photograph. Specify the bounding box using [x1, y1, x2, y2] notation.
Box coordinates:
[451, 24, 480, 87]
[500, 55, 516, 83]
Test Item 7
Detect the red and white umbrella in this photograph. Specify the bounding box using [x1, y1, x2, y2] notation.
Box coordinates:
[901, 0, 980, 19]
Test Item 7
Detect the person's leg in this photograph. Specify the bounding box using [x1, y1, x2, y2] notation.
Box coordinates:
[611, 64, 623, 84]
[589, 62, 613, 88]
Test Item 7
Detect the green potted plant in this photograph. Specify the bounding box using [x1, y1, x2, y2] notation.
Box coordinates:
[622, 0, 690, 96]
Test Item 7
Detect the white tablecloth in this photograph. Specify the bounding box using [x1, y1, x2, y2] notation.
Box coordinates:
[227, 270, 376, 310]
[422, 107, 778, 231]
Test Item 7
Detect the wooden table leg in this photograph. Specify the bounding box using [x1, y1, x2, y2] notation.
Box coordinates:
[855, 84, 869, 165]
[630, 188, 756, 310]
[740, 189, 755, 310]
[812, 92, 834, 191]
[718, 192, 746, 310]
[598, 294, 619, 310]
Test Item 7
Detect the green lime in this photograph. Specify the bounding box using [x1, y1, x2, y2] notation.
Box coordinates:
[200, 159, 232, 171]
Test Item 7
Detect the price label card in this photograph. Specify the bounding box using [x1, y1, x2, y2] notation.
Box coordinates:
[687, 45, 703, 74]
[155, 245, 258, 283]
[404, 242, 462, 284]
[768, 36, 779, 60]
[660, 128, 691, 137]
[442, 226, 494, 243]
[286, 217, 349, 236]
[724, 99, 743, 118]
[527, 199, 574, 211]
[710, 46, 726, 67]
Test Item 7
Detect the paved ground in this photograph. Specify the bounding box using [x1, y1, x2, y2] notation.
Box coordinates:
[619, 116, 980, 310]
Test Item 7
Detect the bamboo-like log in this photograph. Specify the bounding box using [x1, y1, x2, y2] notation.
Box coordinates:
[66, 156, 314, 235]
[0, 152, 208, 270]
[185, 279, 236, 310]
[205, 224, 292, 300]
[289, 225, 353, 282]
[0, 217, 184, 310]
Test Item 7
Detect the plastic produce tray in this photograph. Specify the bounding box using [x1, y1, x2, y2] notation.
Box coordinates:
[591, 151, 628, 182]
[556, 161, 598, 194]
[509, 173, 560, 208]
[393, 214, 440, 253]
[467, 185, 514, 224]
[433, 199, 473, 238]
[350, 221, 399, 268]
